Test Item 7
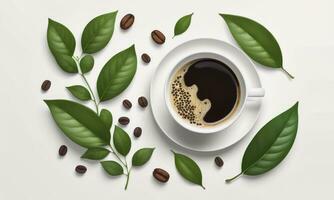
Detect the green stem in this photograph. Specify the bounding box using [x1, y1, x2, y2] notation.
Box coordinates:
[108, 145, 126, 166]
[281, 67, 295, 79]
[80, 73, 99, 114]
[124, 165, 131, 190]
[225, 172, 243, 183]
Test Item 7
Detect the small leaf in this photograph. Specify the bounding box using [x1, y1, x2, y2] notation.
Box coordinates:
[172, 151, 205, 189]
[220, 14, 294, 79]
[53, 54, 78, 73]
[44, 99, 110, 148]
[97, 45, 137, 102]
[80, 55, 94, 73]
[47, 19, 76, 56]
[132, 148, 155, 166]
[174, 13, 193, 37]
[99, 109, 113, 130]
[226, 102, 299, 183]
[101, 161, 123, 176]
[81, 12, 118, 54]
[113, 126, 131, 156]
[66, 85, 91, 101]
[81, 147, 110, 160]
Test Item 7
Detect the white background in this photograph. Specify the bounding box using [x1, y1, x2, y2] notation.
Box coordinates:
[0, 0, 333, 199]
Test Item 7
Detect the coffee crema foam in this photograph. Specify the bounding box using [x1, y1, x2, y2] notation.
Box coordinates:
[169, 64, 211, 126]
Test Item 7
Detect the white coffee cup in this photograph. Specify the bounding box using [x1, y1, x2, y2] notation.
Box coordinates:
[164, 52, 264, 134]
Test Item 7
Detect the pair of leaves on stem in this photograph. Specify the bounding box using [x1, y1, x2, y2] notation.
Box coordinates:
[47, 12, 117, 73]
[226, 102, 299, 182]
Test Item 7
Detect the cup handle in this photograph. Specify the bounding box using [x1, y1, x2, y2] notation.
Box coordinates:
[247, 88, 265, 98]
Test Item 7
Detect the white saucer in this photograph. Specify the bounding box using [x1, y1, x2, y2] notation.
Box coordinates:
[150, 38, 262, 152]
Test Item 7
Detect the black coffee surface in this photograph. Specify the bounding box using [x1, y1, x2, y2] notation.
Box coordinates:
[183, 59, 239, 123]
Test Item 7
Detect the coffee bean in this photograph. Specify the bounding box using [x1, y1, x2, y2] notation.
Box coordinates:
[138, 96, 148, 108]
[141, 53, 151, 63]
[41, 80, 51, 91]
[151, 30, 165, 44]
[122, 99, 132, 109]
[153, 168, 169, 183]
[75, 165, 87, 174]
[133, 127, 142, 138]
[120, 13, 135, 30]
[118, 117, 130, 125]
[58, 145, 67, 156]
[214, 156, 224, 167]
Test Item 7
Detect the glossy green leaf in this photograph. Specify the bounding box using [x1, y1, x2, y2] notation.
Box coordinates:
[44, 99, 110, 148]
[47, 19, 76, 56]
[226, 102, 299, 182]
[101, 161, 123, 176]
[174, 13, 193, 37]
[81, 147, 110, 160]
[81, 12, 117, 54]
[80, 55, 94, 73]
[47, 19, 78, 73]
[99, 109, 113, 130]
[53, 54, 78, 73]
[220, 14, 294, 79]
[132, 148, 155, 166]
[97, 45, 137, 101]
[113, 126, 131, 156]
[66, 85, 91, 101]
[173, 151, 205, 189]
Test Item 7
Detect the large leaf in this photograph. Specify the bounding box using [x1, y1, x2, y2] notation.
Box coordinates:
[99, 109, 113, 130]
[81, 147, 110, 160]
[226, 102, 299, 182]
[66, 85, 92, 101]
[172, 151, 205, 189]
[97, 45, 137, 102]
[132, 148, 155, 166]
[81, 12, 117, 54]
[174, 13, 193, 37]
[113, 126, 131, 156]
[47, 19, 77, 73]
[44, 99, 110, 148]
[220, 14, 294, 79]
[101, 161, 123, 176]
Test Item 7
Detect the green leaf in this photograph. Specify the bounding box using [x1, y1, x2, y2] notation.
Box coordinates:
[80, 55, 94, 73]
[66, 85, 92, 101]
[132, 148, 155, 166]
[101, 161, 123, 176]
[81, 147, 110, 160]
[172, 151, 205, 189]
[97, 45, 137, 101]
[44, 99, 110, 148]
[113, 126, 131, 156]
[220, 14, 294, 79]
[99, 109, 113, 130]
[226, 102, 299, 183]
[47, 19, 76, 56]
[53, 54, 78, 73]
[81, 11, 117, 54]
[47, 19, 78, 73]
[174, 13, 193, 37]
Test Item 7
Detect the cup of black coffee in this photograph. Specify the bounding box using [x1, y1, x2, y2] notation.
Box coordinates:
[165, 52, 264, 134]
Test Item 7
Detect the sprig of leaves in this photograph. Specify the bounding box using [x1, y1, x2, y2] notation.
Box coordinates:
[45, 12, 153, 190]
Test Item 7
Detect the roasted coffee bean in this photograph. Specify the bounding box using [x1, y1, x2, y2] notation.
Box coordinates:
[41, 80, 51, 91]
[122, 99, 132, 109]
[141, 53, 151, 63]
[153, 168, 169, 183]
[75, 165, 87, 174]
[214, 156, 224, 167]
[138, 96, 148, 108]
[58, 145, 67, 156]
[120, 13, 135, 30]
[133, 127, 142, 138]
[118, 117, 130, 125]
[151, 30, 165, 44]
